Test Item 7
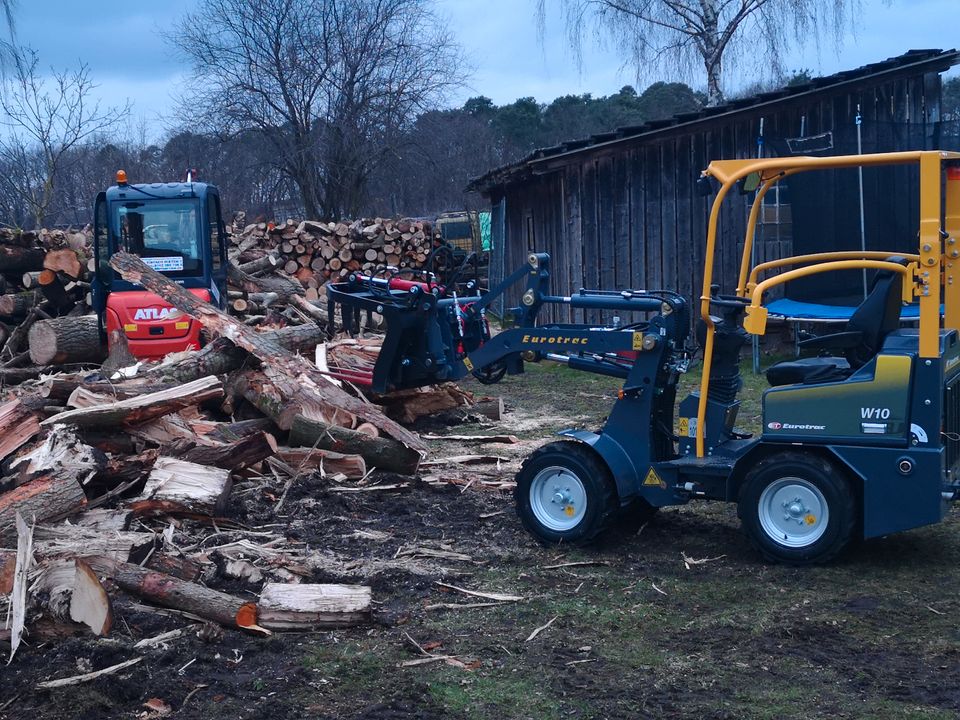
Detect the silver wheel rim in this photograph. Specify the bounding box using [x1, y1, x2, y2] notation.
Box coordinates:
[530, 465, 588, 532]
[757, 476, 829, 548]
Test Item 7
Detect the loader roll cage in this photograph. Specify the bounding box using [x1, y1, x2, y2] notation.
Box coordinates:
[697, 150, 960, 458]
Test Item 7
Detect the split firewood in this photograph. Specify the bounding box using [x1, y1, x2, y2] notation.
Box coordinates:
[0, 397, 41, 462]
[11, 425, 106, 485]
[31, 557, 113, 636]
[8, 513, 34, 662]
[274, 447, 367, 479]
[85, 557, 262, 631]
[32, 524, 156, 564]
[131, 457, 232, 517]
[109, 252, 424, 454]
[171, 430, 277, 470]
[0, 462, 89, 541]
[43, 248, 83, 279]
[378, 383, 474, 425]
[28, 315, 105, 365]
[41, 375, 223, 429]
[70, 508, 132, 533]
[257, 583, 372, 630]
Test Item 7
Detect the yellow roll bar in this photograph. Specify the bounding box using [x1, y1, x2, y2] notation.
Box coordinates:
[694, 150, 960, 458]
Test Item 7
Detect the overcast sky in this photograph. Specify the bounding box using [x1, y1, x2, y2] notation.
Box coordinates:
[11, 0, 959, 140]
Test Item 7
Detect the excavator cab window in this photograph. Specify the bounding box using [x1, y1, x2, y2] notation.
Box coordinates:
[114, 199, 203, 278]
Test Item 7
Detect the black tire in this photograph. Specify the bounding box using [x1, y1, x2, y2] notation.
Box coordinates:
[515, 441, 617, 545]
[472, 361, 507, 385]
[738, 452, 856, 565]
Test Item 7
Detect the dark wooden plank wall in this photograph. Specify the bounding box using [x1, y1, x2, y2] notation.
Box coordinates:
[492, 70, 944, 324]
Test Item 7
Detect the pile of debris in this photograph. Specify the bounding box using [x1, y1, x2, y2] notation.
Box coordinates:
[0, 251, 499, 666]
[228, 215, 439, 293]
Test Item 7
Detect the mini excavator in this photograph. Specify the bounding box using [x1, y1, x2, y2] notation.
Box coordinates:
[328, 151, 960, 564]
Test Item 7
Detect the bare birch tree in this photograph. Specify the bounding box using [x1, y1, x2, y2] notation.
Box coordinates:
[539, 0, 863, 105]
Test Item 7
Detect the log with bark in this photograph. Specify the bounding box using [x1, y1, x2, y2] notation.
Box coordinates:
[85, 557, 261, 631]
[28, 315, 105, 365]
[287, 414, 421, 475]
[257, 583, 371, 630]
[109, 252, 425, 456]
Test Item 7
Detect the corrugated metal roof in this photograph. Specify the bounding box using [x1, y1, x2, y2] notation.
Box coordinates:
[468, 48, 960, 194]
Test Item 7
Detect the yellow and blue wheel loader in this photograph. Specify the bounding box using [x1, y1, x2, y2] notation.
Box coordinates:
[328, 151, 960, 564]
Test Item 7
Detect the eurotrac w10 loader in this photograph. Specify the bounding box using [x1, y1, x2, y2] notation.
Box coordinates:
[327, 150, 960, 564]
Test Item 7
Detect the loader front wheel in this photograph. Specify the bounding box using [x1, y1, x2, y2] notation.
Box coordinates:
[515, 441, 616, 545]
[739, 452, 856, 565]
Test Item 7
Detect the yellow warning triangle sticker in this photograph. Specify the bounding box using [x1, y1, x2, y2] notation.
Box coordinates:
[643, 467, 664, 488]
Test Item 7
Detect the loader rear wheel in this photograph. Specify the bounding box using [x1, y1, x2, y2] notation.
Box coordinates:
[739, 452, 856, 565]
[515, 441, 616, 545]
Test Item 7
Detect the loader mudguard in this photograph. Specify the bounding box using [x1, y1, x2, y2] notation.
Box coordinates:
[559, 429, 641, 505]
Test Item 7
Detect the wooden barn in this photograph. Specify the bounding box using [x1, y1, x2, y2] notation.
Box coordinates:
[469, 49, 960, 323]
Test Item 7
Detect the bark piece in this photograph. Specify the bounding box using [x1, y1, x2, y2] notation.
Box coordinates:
[257, 583, 371, 630]
[133, 457, 232, 516]
[8, 513, 34, 662]
[41, 375, 223, 429]
[28, 315, 105, 365]
[85, 557, 260, 630]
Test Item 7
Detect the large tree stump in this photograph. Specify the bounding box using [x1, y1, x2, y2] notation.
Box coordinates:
[28, 315, 105, 365]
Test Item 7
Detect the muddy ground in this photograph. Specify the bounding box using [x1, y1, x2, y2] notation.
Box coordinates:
[4, 362, 960, 720]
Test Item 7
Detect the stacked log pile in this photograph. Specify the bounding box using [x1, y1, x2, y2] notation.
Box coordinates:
[228, 217, 440, 296]
[0, 228, 96, 377]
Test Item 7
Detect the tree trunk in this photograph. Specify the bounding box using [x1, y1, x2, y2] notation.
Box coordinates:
[288, 413, 421, 475]
[227, 260, 304, 300]
[85, 557, 259, 630]
[28, 315, 105, 365]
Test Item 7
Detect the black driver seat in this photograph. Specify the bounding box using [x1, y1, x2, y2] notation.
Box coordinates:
[766, 259, 905, 387]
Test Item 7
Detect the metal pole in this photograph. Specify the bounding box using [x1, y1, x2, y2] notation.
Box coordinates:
[856, 105, 868, 299]
[752, 117, 764, 374]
